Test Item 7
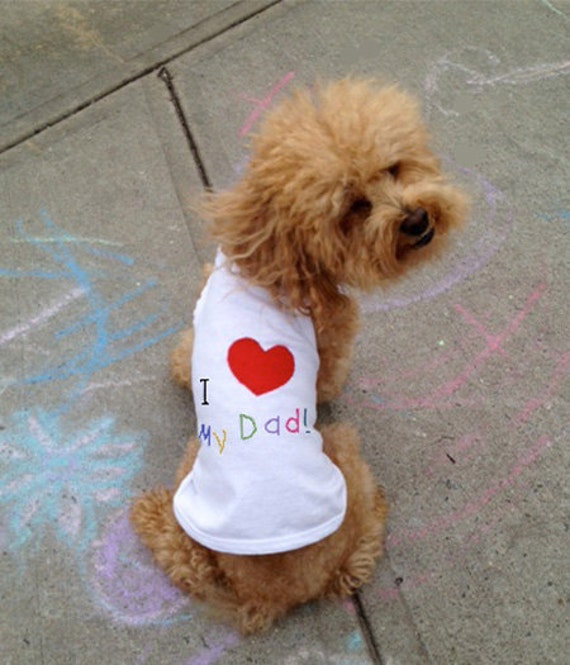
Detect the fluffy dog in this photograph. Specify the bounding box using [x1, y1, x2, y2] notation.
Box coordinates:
[131, 79, 467, 634]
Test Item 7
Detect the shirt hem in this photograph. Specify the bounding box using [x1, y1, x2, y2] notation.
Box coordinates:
[173, 501, 347, 556]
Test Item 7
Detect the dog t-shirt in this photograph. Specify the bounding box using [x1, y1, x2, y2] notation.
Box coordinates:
[173, 252, 347, 555]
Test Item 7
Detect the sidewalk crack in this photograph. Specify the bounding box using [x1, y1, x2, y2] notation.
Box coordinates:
[353, 591, 385, 665]
[157, 67, 212, 191]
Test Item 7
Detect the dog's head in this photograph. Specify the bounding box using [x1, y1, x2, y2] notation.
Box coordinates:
[204, 79, 468, 319]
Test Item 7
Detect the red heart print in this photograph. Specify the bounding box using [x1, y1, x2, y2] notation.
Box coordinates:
[227, 338, 295, 396]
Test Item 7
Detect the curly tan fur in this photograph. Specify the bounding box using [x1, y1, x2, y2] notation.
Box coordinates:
[132, 79, 467, 634]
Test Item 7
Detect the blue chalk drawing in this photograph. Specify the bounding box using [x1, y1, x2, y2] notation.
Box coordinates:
[345, 631, 364, 653]
[540, 208, 570, 227]
[0, 407, 145, 554]
[1, 211, 181, 410]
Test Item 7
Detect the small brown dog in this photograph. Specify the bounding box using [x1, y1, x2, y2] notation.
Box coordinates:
[131, 79, 467, 634]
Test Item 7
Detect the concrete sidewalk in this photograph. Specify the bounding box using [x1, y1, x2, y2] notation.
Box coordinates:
[1, 1, 568, 663]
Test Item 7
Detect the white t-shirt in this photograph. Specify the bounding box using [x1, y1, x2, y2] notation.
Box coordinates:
[173, 252, 347, 555]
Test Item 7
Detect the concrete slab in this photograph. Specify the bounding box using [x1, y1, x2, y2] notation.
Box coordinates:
[0, 0, 278, 151]
[167, 1, 570, 663]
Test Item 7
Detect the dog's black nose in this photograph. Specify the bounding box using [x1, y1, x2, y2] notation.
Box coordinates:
[400, 208, 430, 236]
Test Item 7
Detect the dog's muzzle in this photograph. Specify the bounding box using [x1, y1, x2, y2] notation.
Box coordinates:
[400, 208, 434, 249]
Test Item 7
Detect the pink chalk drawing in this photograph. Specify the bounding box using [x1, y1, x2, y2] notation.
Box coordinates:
[516, 349, 570, 423]
[429, 281, 547, 403]
[86, 508, 191, 626]
[350, 281, 548, 412]
[238, 71, 296, 137]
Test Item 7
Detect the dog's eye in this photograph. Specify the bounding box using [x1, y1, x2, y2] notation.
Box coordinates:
[348, 198, 372, 217]
[340, 197, 372, 235]
[387, 163, 401, 178]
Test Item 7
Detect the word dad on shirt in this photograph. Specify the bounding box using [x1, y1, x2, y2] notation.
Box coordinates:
[198, 377, 311, 455]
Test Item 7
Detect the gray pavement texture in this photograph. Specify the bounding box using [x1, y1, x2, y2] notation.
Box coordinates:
[0, 0, 568, 663]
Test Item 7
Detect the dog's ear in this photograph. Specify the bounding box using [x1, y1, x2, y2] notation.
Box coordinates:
[200, 182, 348, 327]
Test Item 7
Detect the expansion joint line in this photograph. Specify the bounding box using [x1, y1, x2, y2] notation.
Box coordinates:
[158, 67, 212, 191]
[0, 1, 283, 155]
[353, 591, 385, 665]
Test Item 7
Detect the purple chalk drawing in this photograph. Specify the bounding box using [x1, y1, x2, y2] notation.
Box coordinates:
[360, 163, 513, 312]
[87, 508, 191, 626]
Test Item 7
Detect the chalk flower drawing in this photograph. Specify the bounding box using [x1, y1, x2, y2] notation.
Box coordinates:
[0, 407, 144, 553]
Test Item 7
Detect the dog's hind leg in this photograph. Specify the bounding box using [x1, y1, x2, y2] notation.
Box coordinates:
[130, 438, 220, 600]
[319, 423, 388, 597]
[130, 486, 220, 600]
[327, 486, 387, 597]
